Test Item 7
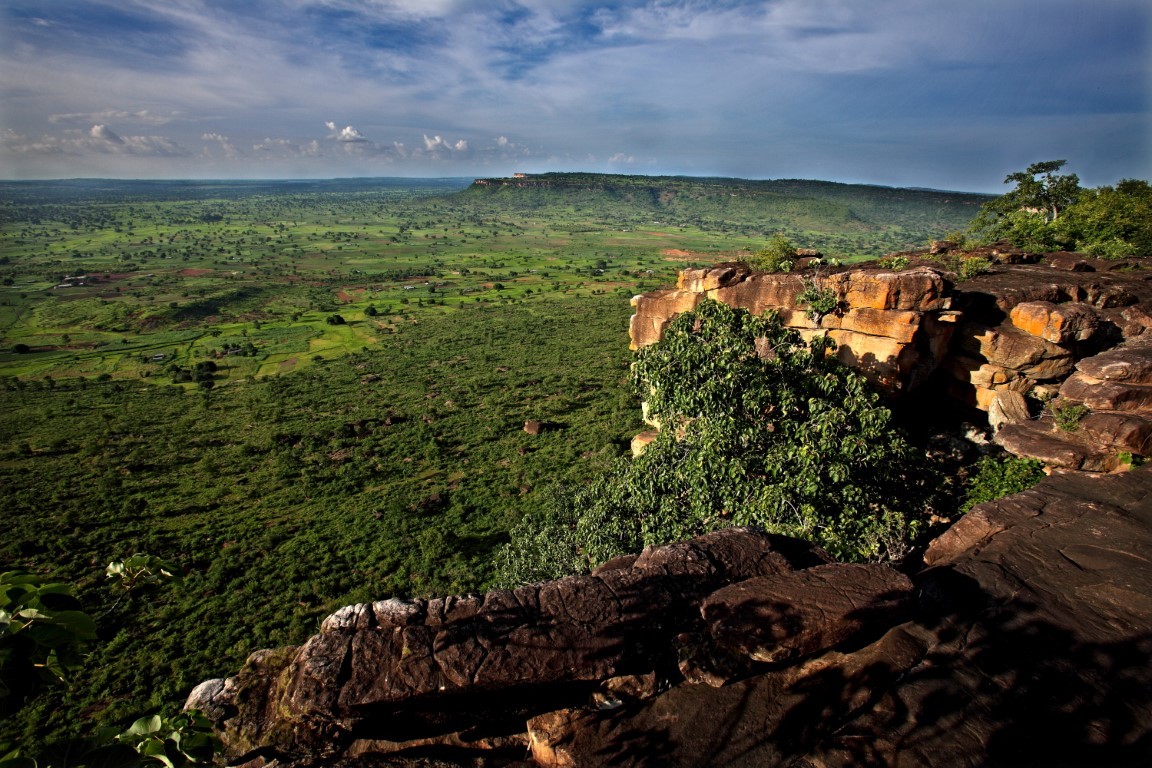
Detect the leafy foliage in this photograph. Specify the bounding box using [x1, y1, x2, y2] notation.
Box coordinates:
[499, 300, 928, 584]
[960, 456, 1046, 513]
[1056, 179, 1152, 258]
[105, 556, 182, 593]
[0, 295, 643, 752]
[969, 160, 1152, 257]
[0, 571, 97, 707]
[796, 279, 839, 321]
[748, 234, 796, 272]
[103, 712, 218, 768]
[969, 160, 1081, 250]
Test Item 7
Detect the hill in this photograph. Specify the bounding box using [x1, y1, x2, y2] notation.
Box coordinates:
[464, 172, 990, 255]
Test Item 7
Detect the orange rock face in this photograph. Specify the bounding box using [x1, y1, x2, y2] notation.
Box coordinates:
[630, 266, 956, 394]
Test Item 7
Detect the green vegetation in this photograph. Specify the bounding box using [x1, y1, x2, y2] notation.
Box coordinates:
[749, 233, 796, 272]
[960, 456, 1047, 513]
[1052, 401, 1090, 432]
[500, 300, 930, 584]
[0, 294, 644, 753]
[0, 571, 96, 707]
[969, 160, 1152, 256]
[0, 174, 988, 757]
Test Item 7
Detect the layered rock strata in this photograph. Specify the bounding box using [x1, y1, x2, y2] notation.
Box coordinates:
[630, 265, 958, 394]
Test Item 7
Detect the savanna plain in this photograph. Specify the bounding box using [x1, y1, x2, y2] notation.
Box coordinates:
[0, 174, 989, 751]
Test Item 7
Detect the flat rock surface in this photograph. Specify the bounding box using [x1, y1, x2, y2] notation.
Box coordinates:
[538, 467, 1152, 767]
[701, 563, 912, 663]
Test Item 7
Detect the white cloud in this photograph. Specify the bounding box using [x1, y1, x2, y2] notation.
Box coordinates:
[201, 132, 240, 158]
[326, 122, 368, 142]
[90, 124, 124, 144]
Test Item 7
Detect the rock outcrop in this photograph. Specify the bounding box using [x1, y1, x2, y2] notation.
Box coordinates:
[192, 467, 1152, 767]
[630, 256, 1152, 469]
[630, 265, 959, 394]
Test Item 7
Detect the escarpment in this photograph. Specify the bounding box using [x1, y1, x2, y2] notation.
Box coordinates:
[631, 253, 1152, 470]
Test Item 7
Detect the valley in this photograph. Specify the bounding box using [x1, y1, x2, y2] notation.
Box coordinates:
[0, 174, 989, 751]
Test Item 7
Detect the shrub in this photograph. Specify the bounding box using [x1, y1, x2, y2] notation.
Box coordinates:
[498, 299, 928, 584]
[796, 280, 839, 322]
[748, 234, 796, 273]
[961, 456, 1046, 513]
[1052, 401, 1090, 432]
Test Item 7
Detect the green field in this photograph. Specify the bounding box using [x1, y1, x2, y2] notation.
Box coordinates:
[0, 175, 986, 753]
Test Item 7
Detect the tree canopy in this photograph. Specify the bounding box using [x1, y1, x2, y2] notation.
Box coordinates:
[499, 300, 929, 585]
[969, 160, 1151, 257]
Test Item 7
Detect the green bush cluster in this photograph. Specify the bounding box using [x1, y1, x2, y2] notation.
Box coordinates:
[960, 456, 1046, 513]
[969, 161, 1151, 256]
[499, 300, 930, 584]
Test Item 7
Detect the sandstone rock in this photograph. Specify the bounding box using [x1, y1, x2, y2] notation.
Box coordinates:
[954, 320, 1074, 380]
[710, 272, 807, 315]
[628, 289, 702, 349]
[630, 430, 658, 456]
[1078, 411, 1152, 455]
[1046, 252, 1094, 271]
[1061, 372, 1152, 412]
[987, 390, 1031, 431]
[825, 267, 951, 312]
[540, 468, 1152, 768]
[207, 529, 830, 763]
[701, 563, 912, 664]
[994, 419, 1121, 472]
[677, 265, 746, 292]
[527, 709, 583, 768]
[1076, 337, 1152, 383]
[1009, 300, 1101, 345]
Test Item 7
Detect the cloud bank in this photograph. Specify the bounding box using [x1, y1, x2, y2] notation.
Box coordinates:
[0, 0, 1147, 188]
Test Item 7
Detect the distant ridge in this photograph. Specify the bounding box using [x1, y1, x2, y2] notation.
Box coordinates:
[463, 172, 991, 255]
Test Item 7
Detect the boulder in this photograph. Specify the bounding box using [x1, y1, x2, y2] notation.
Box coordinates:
[628, 289, 703, 349]
[1009, 300, 1101, 344]
[987, 390, 1031, 431]
[1076, 337, 1152, 383]
[1060, 372, 1152, 412]
[953, 321, 1075, 380]
[530, 467, 1152, 768]
[630, 266, 958, 397]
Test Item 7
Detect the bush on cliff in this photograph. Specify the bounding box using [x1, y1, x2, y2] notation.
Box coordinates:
[499, 300, 925, 584]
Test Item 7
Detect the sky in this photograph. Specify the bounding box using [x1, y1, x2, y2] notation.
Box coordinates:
[0, 0, 1148, 192]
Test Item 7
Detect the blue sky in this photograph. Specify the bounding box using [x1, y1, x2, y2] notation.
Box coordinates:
[1, 0, 1148, 191]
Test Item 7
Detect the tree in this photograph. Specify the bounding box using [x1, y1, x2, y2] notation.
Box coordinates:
[1056, 178, 1152, 258]
[325, 314, 346, 325]
[969, 160, 1081, 250]
[498, 300, 927, 585]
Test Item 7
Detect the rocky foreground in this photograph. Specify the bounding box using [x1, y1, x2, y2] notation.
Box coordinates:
[190, 467, 1152, 767]
[191, 251, 1152, 766]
